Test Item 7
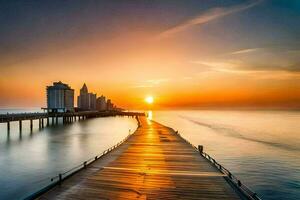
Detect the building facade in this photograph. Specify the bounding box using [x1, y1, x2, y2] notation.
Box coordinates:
[46, 81, 74, 112]
[106, 99, 113, 111]
[96, 95, 107, 111]
[77, 83, 97, 110]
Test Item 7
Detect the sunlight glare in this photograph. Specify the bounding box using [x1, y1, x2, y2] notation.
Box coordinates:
[145, 96, 154, 104]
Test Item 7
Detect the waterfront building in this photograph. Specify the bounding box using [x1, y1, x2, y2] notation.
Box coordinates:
[77, 83, 97, 110]
[96, 95, 107, 111]
[46, 81, 74, 112]
[106, 99, 113, 111]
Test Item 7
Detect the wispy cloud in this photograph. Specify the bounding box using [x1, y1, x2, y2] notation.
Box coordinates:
[230, 48, 261, 55]
[130, 78, 170, 88]
[194, 60, 241, 73]
[194, 60, 300, 74]
[146, 78, 170, 85]
[130, 85, 154, 88]
[158, 0, 263, 38]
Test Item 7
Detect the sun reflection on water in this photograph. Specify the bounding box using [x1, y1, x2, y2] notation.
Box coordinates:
[147, 110, 152, 120]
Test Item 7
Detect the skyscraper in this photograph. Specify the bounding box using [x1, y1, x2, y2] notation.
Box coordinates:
[46, 81, 74, 112]
[96, 95, 107, 111]
[106, 99, 113, 111]
[77, 83, 97, 110]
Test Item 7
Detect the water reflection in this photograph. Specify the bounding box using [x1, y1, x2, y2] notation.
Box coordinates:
[147, 110, 153, 120]
[0, 116, 137, 200]
[153, 110, 300, 200]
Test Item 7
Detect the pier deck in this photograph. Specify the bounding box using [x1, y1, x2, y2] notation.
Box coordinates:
[38, 117, 243, 200]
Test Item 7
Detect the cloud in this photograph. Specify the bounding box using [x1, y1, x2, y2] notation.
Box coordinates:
[131, 78, 170, 88]
[146, 78, 170, 85]
[191, 60, 240, 72]
[130, 85, 154, 88]
[230, 48, 261, 55]
[158, 0, 263, 38]
[243, 63, 300, 73]
[194, 60, 300, 73]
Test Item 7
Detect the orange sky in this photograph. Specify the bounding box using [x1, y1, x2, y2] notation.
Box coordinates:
[1, 1, 300, 109]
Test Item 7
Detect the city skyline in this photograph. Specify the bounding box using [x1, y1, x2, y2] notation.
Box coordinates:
[0, 0, 300, 109]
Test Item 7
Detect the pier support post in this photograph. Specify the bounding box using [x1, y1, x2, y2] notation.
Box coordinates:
[238, 180, 242, 187]
[52, 117, 54, 125]
[56, 117, 58, 124]
[7, 121, 10, 132]
[198, 145, 203, 154]
[59, 174, 62, 185]
[42, 118, 44, 128]
[30, 119, 33, 131]
[39, 119, 41, 129]
[19, 120, 22, 132]
[47, 117, 49, 126]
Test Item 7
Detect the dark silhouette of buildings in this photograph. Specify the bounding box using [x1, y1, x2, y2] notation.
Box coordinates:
[77, 83, 97, 111]
[46, 81, 121, 112]
[46, 81, 74, 112]
[106, 99, 113, 111]
[96, 95, 107, 111]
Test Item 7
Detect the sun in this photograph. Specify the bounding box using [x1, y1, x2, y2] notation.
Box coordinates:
[145, 96, 154, 104]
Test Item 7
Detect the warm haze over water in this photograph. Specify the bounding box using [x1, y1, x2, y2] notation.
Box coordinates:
[0, 0, 300, 109]
[0, 1, 300, 200]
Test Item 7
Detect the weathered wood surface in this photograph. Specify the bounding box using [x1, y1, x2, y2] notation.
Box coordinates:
[38, 117, 242, 200]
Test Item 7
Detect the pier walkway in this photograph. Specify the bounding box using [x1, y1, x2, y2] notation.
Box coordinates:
[37, 117, 246, 200]
[0, 111, 143, 133]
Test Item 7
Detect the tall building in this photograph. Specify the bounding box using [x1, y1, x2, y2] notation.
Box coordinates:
[46, 81, 74, 112]
[96, 95, 107, 111]
[106, 99, 113, 111]
[77, 83, 97, 110]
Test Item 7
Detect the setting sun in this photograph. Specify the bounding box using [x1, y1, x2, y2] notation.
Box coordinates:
[145, 96, 154, 104]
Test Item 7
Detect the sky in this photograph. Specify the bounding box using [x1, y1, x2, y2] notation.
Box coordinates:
[0, 0, 300, 109]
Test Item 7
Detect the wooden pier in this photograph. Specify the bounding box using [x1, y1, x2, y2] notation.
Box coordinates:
[0, 111, 144, 133]
[34, 117, 259, 200]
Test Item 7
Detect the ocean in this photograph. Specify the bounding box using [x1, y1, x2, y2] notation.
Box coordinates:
[0, 109, 299, 199]
[151, 110, 300, 200]
[0, 109, 138, 199]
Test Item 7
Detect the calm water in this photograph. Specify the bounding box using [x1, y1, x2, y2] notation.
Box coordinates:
[0, 109, 137, 199]
[152, 110, 300, 200]
[1, 109, 299, 200]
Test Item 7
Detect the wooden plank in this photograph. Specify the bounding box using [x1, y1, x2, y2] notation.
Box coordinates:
[37, 117, 242, 200]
